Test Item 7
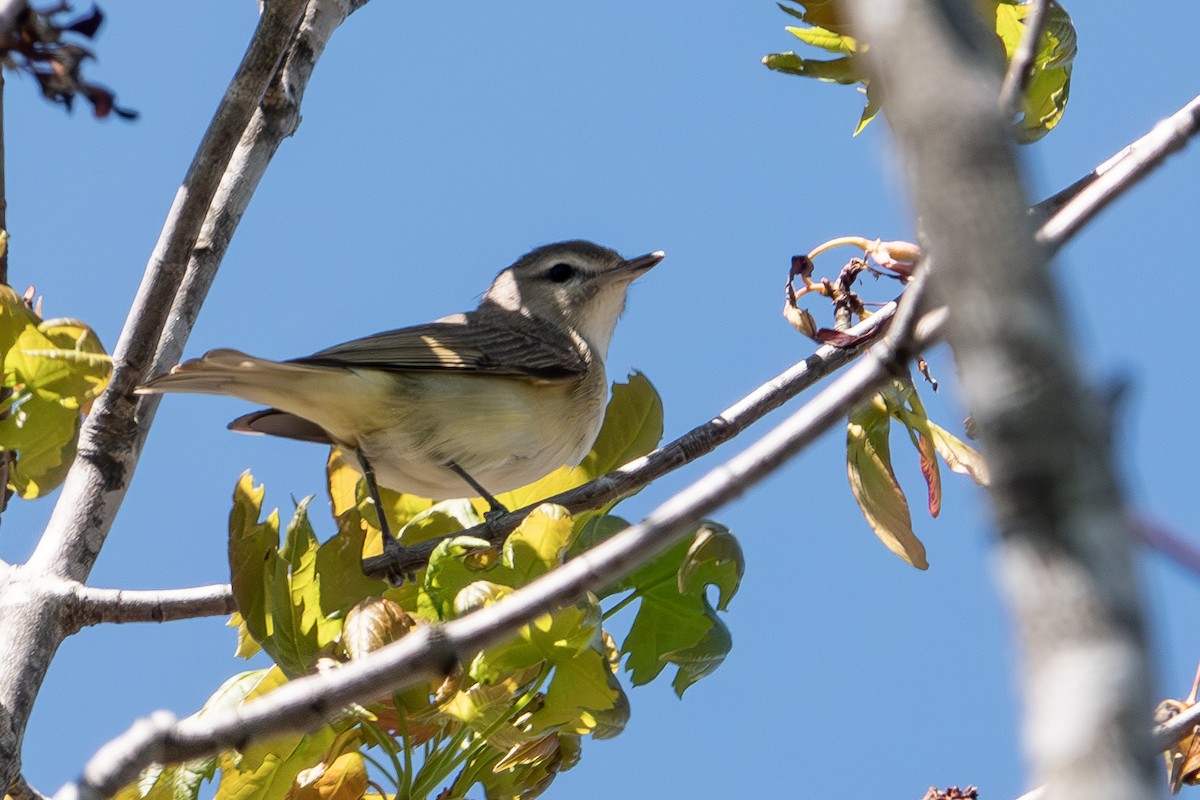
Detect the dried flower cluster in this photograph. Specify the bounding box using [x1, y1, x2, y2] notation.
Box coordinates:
[0, 2, 135, 118]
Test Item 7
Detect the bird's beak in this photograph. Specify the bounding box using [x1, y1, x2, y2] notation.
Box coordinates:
[620, 250, 665, 275]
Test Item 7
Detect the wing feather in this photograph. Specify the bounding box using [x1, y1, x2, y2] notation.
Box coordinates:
[290, 307, 587, 381]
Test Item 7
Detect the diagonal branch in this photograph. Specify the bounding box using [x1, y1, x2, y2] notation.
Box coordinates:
[1035, 93, 1200, 248]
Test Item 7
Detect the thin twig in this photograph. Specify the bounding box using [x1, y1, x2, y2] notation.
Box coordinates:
[65, 584, 235, 632]
[1134, 518, 1200, 580]
[1035, 93, 1200, 248]
[998, 0, 1050, 118]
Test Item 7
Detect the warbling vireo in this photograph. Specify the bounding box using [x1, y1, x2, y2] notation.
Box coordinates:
[139, 240, 662, 539]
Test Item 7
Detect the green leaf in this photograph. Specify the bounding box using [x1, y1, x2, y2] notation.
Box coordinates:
[0, 393, 79, 499]
[619, 522, 743, 695]
[419, 535, 496, 621]
[846, 398, 928, 569]
[761, 52, 861, 84]
[0, 285, 42, 356]
[215, 727, 339, 800]
[228, 475, 342, 677]
[995, 0, 1075, 143]
[312, 521, 389, 620]
[504, 504, 575, 584]
[527, 646, 623, 735]
[6, 319, 111, 407]
[786, 24, 856, 55]
[767, 0, 1076, 141]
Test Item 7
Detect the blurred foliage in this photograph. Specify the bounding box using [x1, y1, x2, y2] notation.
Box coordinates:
[0, 232, 112, 499]
[763, 0, 1075, 142]
[0, 3, 137, 118]
[120, 375, 742, 800]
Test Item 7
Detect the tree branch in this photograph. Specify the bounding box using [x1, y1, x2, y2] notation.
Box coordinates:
[152, 0, 368, 377]
[0, 0, 310, 789]
[64, 584, 235, 632]
[997, 0, 1049, 118]
[849, 4, 1157, 800]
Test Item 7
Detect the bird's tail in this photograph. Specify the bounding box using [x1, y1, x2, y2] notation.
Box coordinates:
[137, 349, 335, 408]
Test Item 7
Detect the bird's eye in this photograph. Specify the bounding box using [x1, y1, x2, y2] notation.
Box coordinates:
[546, 263, 575, 283]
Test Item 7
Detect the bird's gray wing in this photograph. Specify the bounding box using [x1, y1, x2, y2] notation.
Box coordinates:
[290, 309, 587, 382]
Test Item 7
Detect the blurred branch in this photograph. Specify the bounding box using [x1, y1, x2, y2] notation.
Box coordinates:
[849, 5, 1156, 800]
[65, 584, 235, 631]
[1134, 518, 1200, 580]
[56, 282, 945, 800]
[998, 0, 1049, 118]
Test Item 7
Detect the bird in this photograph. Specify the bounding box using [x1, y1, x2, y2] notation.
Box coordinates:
[139, 240, 662, 555]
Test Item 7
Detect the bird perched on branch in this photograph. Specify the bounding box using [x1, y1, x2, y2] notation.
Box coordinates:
[139, 240, 662, 553]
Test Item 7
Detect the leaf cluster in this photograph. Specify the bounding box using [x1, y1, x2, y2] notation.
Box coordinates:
[120, 375, 743, 800]
[762, 0, 1076, 142]
[0, 241, 112, 499]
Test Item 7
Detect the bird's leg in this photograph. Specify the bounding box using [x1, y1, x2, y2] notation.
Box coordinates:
[356, 447, 414, 582]
[445, 460, 509, 522]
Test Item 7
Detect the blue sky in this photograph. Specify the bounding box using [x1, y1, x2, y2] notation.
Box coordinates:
[3, 1, 1199, 798]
